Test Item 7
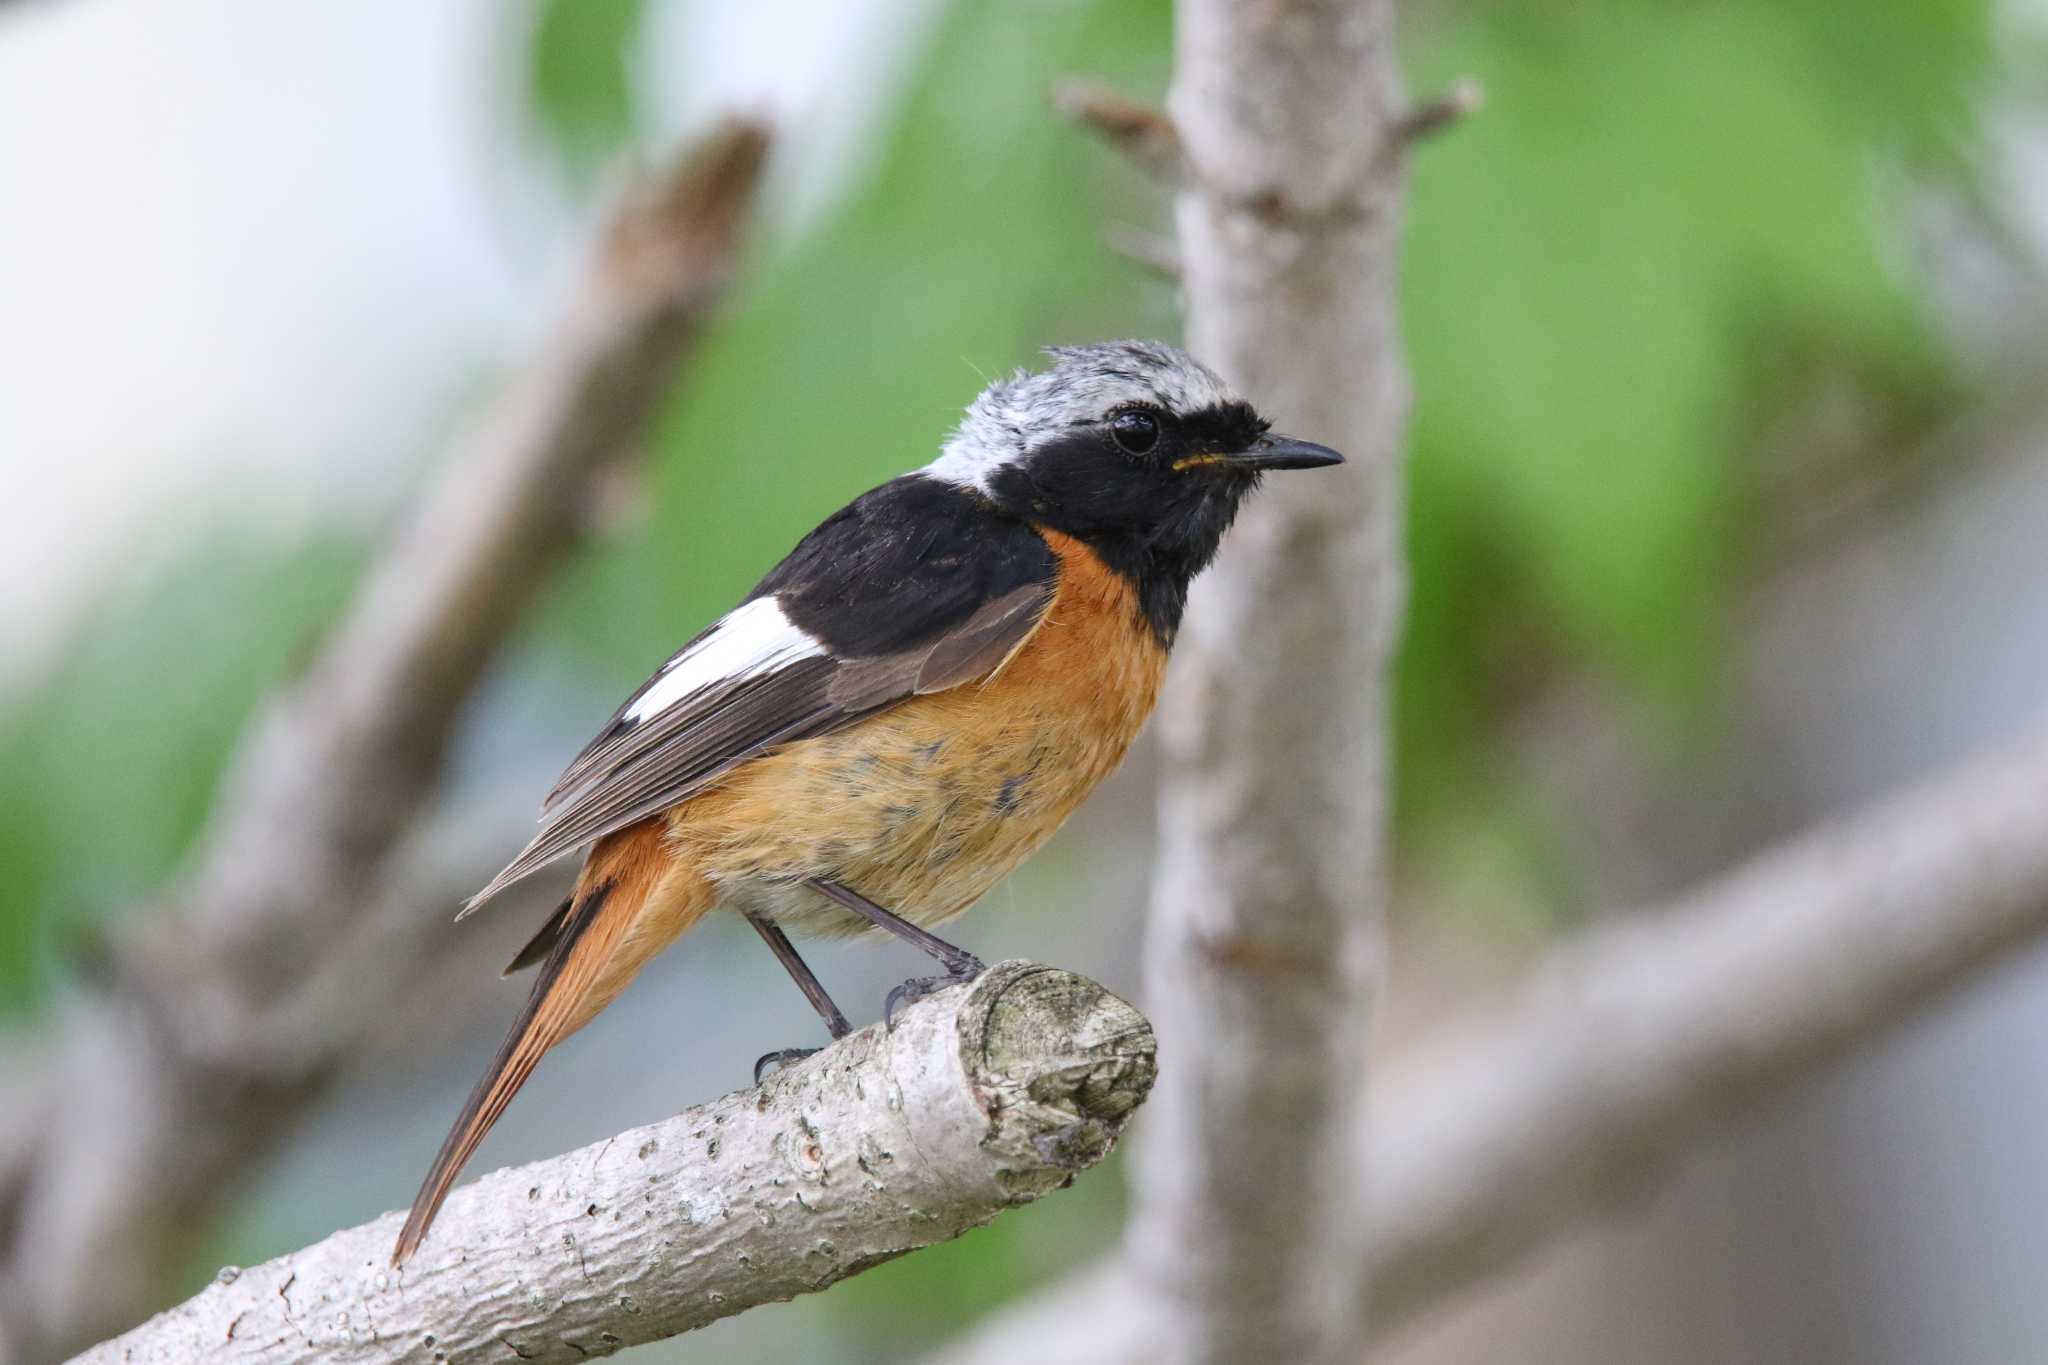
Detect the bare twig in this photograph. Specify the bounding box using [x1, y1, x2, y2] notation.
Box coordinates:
[1393, 77, 1483, 145]
[1112, 1, 1411, 1362]
[1052, 78, 1184, 182]
[0, 119, 771, 1363]
[1101, 223, 1183, 280]
[929, 719, 2048, 1363]
[74, 963, 1154, 1365]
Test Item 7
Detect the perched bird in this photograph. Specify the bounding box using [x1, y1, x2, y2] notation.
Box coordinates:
[392, 340, 1343, 1263]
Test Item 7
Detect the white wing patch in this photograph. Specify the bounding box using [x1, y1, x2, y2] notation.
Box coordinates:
[624, 596, 823, 724]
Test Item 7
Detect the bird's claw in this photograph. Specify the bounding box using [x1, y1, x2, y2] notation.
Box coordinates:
[883, 956, 987, 1031]
[753, 1046, 822, 1084]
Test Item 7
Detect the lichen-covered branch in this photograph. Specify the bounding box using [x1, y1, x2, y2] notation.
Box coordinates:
[75, 963, 1154, 1365]
[0, 120, 771, 1363]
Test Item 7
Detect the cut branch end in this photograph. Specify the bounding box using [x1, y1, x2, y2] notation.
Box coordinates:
[77, 962, 1155, 1364]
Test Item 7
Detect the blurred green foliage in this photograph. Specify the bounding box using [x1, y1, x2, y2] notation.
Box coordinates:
[1396, 0, 1986, 898]
[527, 0, 645, 172]
[0, 537, 359, 1006]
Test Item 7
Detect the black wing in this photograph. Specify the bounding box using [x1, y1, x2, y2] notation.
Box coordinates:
[462, 475, 1056, 914]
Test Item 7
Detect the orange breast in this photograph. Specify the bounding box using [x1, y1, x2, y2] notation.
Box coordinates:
[666, 529, 1166, 934]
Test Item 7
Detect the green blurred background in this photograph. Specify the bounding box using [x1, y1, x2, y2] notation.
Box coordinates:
[4, 1, 2045, 1361]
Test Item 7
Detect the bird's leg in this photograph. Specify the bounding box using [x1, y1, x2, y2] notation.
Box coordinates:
[809, 879, 987, 1028]
[746, 910, 852, 1083]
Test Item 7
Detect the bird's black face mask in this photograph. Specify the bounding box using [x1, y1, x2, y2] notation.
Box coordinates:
[986, 400, 1342, 645]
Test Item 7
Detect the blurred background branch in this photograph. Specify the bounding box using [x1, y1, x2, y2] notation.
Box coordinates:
[0, 118, 770, 1364]
[1078, 0, 1410, 1360]
[1367, 715, 2048, 1334]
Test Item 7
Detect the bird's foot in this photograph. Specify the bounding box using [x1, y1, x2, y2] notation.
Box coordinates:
[884, 955, 987, 1030]
[753, 1047, 822, 1084]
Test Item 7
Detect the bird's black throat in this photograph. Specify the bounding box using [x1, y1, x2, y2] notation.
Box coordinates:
[982, 404, 1268, 648]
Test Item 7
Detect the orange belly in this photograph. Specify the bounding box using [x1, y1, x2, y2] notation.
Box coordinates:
[662, 530, 1165, 935]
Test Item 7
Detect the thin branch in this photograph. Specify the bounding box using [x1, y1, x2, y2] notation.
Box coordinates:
[1113, 1, 1411, 1362]
[75, 963, 1155, 1365]
[1052, 78, 1183, 182]
[0, 119, 772, 1363]
[927, 718, 2048, 1363]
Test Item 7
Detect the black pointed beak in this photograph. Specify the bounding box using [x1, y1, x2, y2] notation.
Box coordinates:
[1230, 435, 1346, 471]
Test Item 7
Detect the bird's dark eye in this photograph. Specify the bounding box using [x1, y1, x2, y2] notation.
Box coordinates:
[1110, 409, 1160, 454]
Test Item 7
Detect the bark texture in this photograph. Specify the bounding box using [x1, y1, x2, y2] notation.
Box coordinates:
[0, 122, 770, 1364]
[74, 963, 1154, 1365]
[1121, 0, 1408, 1361]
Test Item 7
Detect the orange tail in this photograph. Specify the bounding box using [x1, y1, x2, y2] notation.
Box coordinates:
[392, 820, 702, 1265]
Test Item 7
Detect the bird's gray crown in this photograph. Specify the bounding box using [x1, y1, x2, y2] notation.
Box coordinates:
[925, 340, 1241, 492]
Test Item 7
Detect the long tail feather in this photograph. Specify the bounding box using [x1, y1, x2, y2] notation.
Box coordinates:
[393, 822, 691, 1264]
